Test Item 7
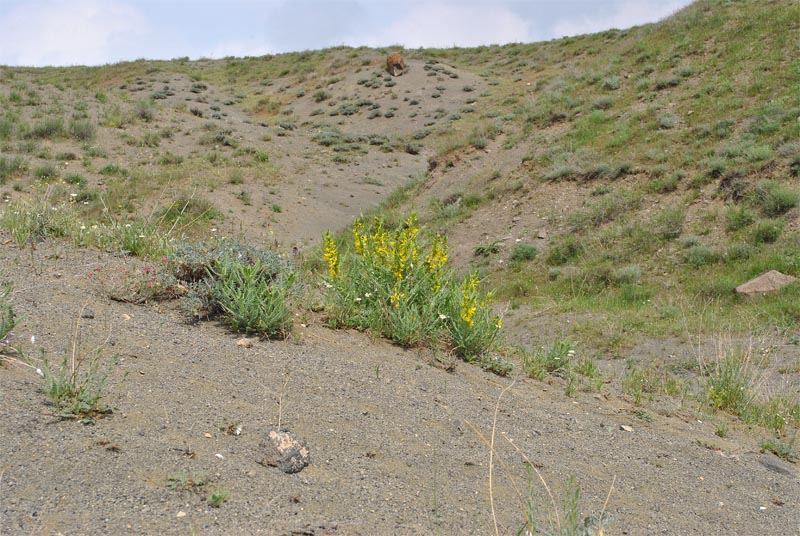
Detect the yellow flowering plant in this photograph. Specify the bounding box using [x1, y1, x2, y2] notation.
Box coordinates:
[323, 213, 504, 366]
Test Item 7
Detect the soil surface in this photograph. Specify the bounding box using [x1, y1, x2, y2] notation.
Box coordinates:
[1, 240, 798, 535]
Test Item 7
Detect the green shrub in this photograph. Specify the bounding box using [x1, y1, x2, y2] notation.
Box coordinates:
[98, 164, 126, 175]
[752, 219, 784, 244]
[510, 243, 538, 262]
[725, 206, 756, 232]
[0, 156, 28, 183]
[65, 173, 87, 187]
[751, 180, 799, 217]
[653, 207, 685, 240]
[547, 236, 584, 266]
[69, 119, 95, 141]
[210, 256, 295, 337]
[684, 245, 719, 267]
[134, 100, 156, 122]
[27, 117, 65, 139]
[33, 163, 59, 181]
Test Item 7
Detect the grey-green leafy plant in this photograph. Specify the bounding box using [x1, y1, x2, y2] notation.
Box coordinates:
[211, 256, 296, 337]
[39, 308, 113, 423]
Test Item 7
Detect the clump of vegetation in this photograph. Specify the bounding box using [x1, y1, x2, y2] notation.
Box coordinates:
[38, 307, 113, 423]
[322, 215, 505, 369]
[510, 243, 538, 263]
[168, 239, 297, 338]
[521, 338, 574, 380]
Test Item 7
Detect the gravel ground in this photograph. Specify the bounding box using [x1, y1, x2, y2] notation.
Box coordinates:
[1, 240, 798, 536]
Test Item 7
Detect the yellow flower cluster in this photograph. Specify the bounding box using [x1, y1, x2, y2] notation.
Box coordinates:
[424, 234, 448, 291]
[460, 273, 479, 328]
[352, 214, 421, 282]
[323, 230, 339, 280]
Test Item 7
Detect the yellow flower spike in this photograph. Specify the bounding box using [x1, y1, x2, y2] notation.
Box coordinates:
[352, 219, 366, 255]
[323, 230, 339, 280]
[495, 316, 503, 329]
[460, 273, 479, 328]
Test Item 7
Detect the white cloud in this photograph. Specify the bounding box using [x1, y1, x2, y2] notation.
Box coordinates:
[354, 2, 532, 49]
[0, 0, 149, 66]
[552, 0, 688, 38]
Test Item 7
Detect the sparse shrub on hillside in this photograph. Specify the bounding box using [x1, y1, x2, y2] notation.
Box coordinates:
[0, 156, 28, 183]
[725, 206, 756, 232]
[33, 163, 59, 181]
[0, 117, 15, 140]
[28, 117, 65, 139]
[322, 215, 505, 367]
[547, 236, 584, 266]
[752, 218, 784, 245]
[751, 180, 799, 217]
[510, 243, 538, 263]
[522, 338, 574, 380]
[653, 207, 685, 240]
[134, 100, 156, 122]
[102, 105, 130, 128]
[684, 245, 719, 267]
[601, 76, 620, 90]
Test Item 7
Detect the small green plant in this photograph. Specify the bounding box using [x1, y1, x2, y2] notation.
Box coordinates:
[0, 285, 19, 360]
[701, 344, 758, 417]
[208, 491, 229, 508]
[751, 180, 799, 217]
[69, 119, 95, 141]
[38, 306, 113, 423]
[760, 436, 797, 462]
[271, 204, 282, 213]
[522, 338, 574, 380]
[28, 117, 65, 139]
[510, 243, 538, 263]
[751, 218, 784, 244]
[474, 240, 502, 257]
[725, 206, 756, 232]
[33, 163, 59, 181]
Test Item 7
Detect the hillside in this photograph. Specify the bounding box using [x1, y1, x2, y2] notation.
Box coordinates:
[1, 0, 799, 534]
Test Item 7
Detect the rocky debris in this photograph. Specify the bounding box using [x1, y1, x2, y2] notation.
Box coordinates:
[735, 270, 797, 296]
[258, 430, 310, 474]
[236, 337, 258, 348]
[759, 453, 795, 477]
[81, 307, 95, 319]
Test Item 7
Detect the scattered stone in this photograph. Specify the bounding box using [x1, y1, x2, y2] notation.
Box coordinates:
[537, 229, 548, 239]
[203, 432, 212, 438]
[81, 307, 95, 319]
[176, 511, 186, 518]
[258, 430, 310, 474]
[735, 270, 797, 296]
[759, 453, 795, 477]
[236, 337, 257, 348]
[620, 425, 634, 432]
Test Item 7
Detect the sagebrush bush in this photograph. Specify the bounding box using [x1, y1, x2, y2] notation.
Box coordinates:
[751, 180, 799, 217]
[752, 218, 784, 244]
[69, 119, 95, 141]
[323, 215, 503, 362]
[168, 239, 297, 337]
[725, 205, 756, 232]
[510, 243, 538, 262]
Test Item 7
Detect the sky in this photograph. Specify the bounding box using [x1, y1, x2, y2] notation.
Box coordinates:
[0, 0, 694, 67]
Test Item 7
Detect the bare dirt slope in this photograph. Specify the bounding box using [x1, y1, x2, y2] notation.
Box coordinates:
[1, 240, 798, 535]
